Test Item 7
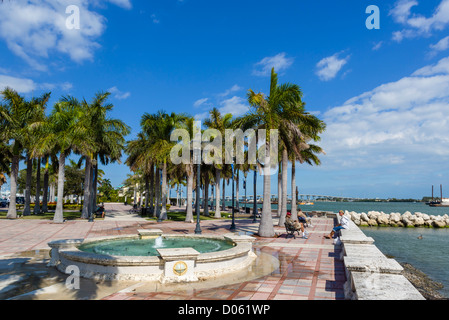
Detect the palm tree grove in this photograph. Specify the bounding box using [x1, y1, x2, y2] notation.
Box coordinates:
[0, 68, 326, 237]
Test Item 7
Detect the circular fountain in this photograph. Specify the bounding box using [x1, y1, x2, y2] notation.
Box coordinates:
[47, 229, 257, 283]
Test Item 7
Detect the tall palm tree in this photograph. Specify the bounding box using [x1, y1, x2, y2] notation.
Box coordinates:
[238, 68, 308, 237]
[42, 97, 93, 223]
[142, 111, 188, 222]
[203, 108, 234, 218]
[0, 88, 49, 219]
[126, 131, 155, 215]
[277, 99, 326, 226]
[80, 92, 130, 219]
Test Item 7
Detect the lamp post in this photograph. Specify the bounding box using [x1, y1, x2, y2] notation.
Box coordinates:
[191, 137, 203, 235]
[230, 163, 236, 231]
[194, 161, 202, 234]
[252, 169, 257, 223]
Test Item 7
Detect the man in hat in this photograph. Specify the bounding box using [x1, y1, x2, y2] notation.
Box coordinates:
[286, 211, 307, 239]
[324, 210, 349, 239]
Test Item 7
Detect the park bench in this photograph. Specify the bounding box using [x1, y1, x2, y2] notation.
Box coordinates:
[284, 221, 300, 239]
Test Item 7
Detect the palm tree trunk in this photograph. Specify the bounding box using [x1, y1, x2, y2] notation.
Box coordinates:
[34, 158, 41, 214]
[81, 156, 92, 219]
[185, 164, 193, 222]
[204, 173, 209, 217]
[92, 159, 98, 208]
[144, 174, 150, 213]
[258, 141, 275, 237]
[279, 148, 288, 226]
[89, 163, 95, 213]
[42, 157, 49, 212]
[222, 178, 226, 211]
[149, 164, 154, 215]
[291, 160, 298, 220]
[277, 162, 282, 218]
[155, 167, 160, 218]
[214, 168, 221, 218]
[6, 154, 19, 219]
[159, 161, 168, 221]
[23, 154, 32, 216]
[54, 152, 66, 224]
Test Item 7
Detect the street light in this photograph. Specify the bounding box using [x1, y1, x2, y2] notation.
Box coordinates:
[191, 137, 204, 235]
[252, 169, 257, 223]
[194, 160, 202, 234]
[230, 163, 236, 231]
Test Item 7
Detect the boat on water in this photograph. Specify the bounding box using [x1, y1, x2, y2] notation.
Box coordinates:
[427, 185, 449, 207]
[299, 201, 314, 206]
[429, 198, 449, 207]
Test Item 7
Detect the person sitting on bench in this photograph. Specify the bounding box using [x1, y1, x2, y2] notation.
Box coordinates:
[324, 210, 349, 239]
[297, 208, 312, 227]
[94, 204, 106, 218]
[286, 212, 307, 239]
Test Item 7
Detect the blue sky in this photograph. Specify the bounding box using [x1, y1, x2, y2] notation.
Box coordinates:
[2, 0, 449, 199]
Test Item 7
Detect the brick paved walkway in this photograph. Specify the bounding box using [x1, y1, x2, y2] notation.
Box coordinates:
[0, 205, 345, 300]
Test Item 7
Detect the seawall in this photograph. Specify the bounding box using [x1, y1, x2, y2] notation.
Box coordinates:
[334, 213, 425, 300]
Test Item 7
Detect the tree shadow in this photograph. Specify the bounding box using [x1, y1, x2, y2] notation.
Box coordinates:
[0, 250, 120, 300]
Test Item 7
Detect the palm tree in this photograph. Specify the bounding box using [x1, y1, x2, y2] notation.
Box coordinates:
[238, 68, 309, 237]
[290, 129, 326, 220]
[126, 131, 155, 215]
[175, 116, 198, 222]
[277, 98, 326, 226]
[142, 111, 188, 222]
[42, 98, 93, 223]
[203, 108, 234, 218]
[79, 92, 130, 219]
[0, 88, 50, 219]
[0, 141, 11, 187]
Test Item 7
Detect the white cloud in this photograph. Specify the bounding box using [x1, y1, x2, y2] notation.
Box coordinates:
[194, 94, 249, 120]
[0, 0, 131, 70]
[429, 36, 449, 56]
[391, 0, 449, 41]
[253, 53, 294, 76]
[218, 84, 242, 97]
[108, 86, 131, 100]
[106, 0, 132, 9]
[0, 74, 73, 94]
[218, 96, 249, 117]
[372, 41, 383, 51]
[321, 55, 449, 172]
[0, 75, 36, 93]
[389, 0, 418, 23]
[316, 52, 350, 81]
[193, 98, 209, 108]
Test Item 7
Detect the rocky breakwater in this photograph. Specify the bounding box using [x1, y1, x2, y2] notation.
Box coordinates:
[346, 210, 449, 228]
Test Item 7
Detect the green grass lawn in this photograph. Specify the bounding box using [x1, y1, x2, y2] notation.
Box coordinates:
[0, 210, 98, 221]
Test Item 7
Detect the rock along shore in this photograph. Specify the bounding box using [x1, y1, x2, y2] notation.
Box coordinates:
[399, 262, 446, 300]
[345, 210, 449, 228]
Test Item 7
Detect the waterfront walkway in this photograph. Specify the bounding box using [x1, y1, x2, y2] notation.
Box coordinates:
[0, 203, 345, 300]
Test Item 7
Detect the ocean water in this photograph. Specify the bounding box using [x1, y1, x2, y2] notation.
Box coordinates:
[231, 200, 449, 298]
[302, 201, 449, 298]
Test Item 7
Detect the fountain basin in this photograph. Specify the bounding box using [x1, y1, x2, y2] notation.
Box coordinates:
[48, 233, 257, 283]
